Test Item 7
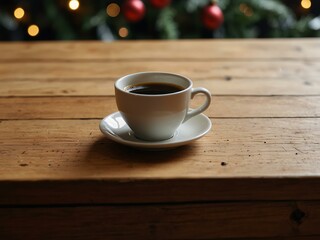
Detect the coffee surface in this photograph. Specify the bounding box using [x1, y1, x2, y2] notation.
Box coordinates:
[126, 82, 183, 95]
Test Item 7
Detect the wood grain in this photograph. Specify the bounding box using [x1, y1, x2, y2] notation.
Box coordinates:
[0, 59, 319, 96]
[0, 39, 319, 61]
[0, 96, 320, 119]
[1, 118, 318, 180]
[3, 177, 320, 205]
[0, 201, 319, 240]
[0, 76, 319, 96]
[0, 60, 319, 79]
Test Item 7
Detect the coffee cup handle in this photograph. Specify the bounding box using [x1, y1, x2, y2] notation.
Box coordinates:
[183, 87, 211, 123]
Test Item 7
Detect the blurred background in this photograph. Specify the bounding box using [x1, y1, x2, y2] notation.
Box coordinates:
[0, 0, 319, 41]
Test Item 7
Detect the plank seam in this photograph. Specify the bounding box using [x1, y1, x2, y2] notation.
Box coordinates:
[0, 58, 320, 63]
[1, 94, 320, 98]
[0, 199, 314, 209]
[0, 117, 319, 121]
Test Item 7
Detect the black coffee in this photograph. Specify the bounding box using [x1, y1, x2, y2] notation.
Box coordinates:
[126, 82, 183, 95]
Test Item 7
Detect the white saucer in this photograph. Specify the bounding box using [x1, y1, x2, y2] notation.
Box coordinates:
[99, 112, 212, 150]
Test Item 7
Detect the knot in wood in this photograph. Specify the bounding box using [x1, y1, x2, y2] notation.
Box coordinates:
[290, 208, 306, 225]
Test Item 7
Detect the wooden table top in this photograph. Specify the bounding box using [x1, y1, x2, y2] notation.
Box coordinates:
[1, 39, 320, 206]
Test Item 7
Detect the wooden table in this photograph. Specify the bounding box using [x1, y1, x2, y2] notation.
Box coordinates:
[1, 39, 320, 239]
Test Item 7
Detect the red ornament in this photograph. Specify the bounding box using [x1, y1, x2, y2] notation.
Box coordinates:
[123, 0, 146, 22]
[149, 0, 171, 8]
[202, 1, 224, 30]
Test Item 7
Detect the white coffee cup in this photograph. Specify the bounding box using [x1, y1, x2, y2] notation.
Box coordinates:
[115, 72, 211, 141]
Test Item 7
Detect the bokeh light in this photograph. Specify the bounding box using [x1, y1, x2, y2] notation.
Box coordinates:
[14, 7, 25, 19]
[106, 3, 120, 17]
[69, 0, 80, 10]
[28, 25, 39, 37]
[301, 0, 311, 9]
[119, 27, 129, 38]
